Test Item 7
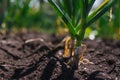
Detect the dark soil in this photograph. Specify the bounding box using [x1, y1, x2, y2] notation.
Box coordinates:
[0, 31, 120, 80]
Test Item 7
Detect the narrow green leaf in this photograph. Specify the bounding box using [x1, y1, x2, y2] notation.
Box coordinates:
[63, 0, 73, 18]
[86, 0, 96, 16]
[86, 0, 116, 27]
[75, 0, 87, 33]
[72, 0, 81, 26]
[87, 0, 109, 22]
[48, 0, 76, 36]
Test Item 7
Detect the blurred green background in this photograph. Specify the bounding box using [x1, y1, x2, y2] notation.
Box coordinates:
[0, 0, 119, 40]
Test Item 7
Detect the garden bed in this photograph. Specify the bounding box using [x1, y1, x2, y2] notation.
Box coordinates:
[0, 31, 120, 80]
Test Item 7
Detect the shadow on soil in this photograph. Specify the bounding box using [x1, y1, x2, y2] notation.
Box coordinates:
[8, 45, 106, 80]
[40, 48, 79, 80]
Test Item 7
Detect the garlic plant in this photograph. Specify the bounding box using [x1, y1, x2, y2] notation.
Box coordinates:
[48, 0, 116, 69]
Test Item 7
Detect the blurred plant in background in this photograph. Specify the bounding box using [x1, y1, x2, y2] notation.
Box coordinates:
[94, 0, 120, 40]
[0, 0, 119, 41]
[0, 0, 7, 27]
[0, 0, 58, 33]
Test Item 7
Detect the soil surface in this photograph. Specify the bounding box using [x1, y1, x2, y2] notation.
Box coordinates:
[0, 31, 120, 80]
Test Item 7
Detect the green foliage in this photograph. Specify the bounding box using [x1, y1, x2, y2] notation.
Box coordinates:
[0, 0, 7, 26]
[48, 0, 116, 46]
[3, 0, 57, 32]
[96, 0, 120, 39]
